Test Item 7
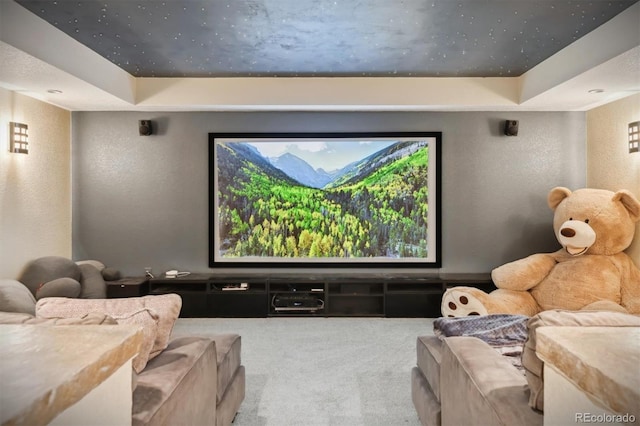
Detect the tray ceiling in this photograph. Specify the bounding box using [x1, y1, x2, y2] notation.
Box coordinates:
[14, 0, 639, 78]
[1, 0, 638, 111]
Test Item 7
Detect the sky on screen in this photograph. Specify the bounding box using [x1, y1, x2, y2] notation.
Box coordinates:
[247, 139, 396, 171]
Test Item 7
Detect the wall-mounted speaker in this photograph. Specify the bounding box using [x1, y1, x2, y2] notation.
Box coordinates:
[504, 120, 519, 136]
[139, 120, 153, 136]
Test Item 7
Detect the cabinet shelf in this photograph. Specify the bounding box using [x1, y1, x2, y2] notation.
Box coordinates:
[143, 273, 492, 318]
[209, 287, 267, 293]
[385, 283, 444, 294]
[149, 284, 207, 293]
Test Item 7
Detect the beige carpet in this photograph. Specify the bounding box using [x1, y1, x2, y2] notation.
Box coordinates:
[172, 317, 435, 426]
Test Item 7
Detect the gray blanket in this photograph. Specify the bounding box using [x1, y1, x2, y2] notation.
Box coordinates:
[433, 314, 529, 371]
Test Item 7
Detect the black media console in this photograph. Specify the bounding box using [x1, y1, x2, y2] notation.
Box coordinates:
[145, 273, 495, 318]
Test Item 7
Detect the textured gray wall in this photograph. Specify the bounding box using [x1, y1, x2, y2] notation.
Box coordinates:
[72, 111, 585, 276]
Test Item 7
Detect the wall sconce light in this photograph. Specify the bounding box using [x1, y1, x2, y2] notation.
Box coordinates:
[9, 122, 29, 154]
[629, 121, 639, 154]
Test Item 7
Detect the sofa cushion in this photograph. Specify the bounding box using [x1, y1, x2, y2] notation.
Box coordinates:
[523, 309, 640, 412]
[36, 297, 161, 373]
[78, 263, 107, 299]
[0, 279, 36, 315]
[411, 366, 441, 426]
[441, 336, 541, 426]
[0, 311, 117, 325]
[210, 334, 242, 403]
[216, 366, 245, 426]
[35, 277, 82, 300]
[133, 336, 217, 426]
[416, 336, 443, 402]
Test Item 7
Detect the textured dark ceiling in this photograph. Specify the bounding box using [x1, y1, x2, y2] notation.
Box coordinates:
[16, 0, 639, 78]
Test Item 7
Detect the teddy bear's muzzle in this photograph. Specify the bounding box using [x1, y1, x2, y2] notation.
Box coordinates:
[557, 220, 596, 256]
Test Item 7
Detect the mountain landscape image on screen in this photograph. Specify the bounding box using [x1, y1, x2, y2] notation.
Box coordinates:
[214, 139, 432, 261]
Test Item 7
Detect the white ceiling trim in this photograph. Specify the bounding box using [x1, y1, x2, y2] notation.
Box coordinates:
[135, 77, 519, 110]
[519, 2, 640, 106]
[0, 0, 638, 112]
[0, 0, 136, 104]
[520, 46, 640, 111]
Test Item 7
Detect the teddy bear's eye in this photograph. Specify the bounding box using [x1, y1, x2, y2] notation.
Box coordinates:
[585, 219, 590, 224]
[569, 217, 573, 221]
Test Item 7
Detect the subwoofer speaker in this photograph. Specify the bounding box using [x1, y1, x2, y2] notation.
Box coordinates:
[139, 120, 153, 136]
[504, 120, 519, 136]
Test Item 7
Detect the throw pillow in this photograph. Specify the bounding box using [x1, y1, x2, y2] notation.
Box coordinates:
[101, 267, 122, 281]
[138, 294, 182, 358]
[34, 293, 182, 363]
[0, 279, 36, 315]
[0, 311, 117, 325]
[78, 263, 107, 299]
[75, 260, 106, 271]
[523, 309, 640, 412]
[35, 277, 82, 300]
[18, 256, 81, 297]
[109, 308, 159, 373]
[35, 297, 160, 373]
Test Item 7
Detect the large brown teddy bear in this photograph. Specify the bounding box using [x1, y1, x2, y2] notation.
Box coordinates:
[441, 187, 640, 317]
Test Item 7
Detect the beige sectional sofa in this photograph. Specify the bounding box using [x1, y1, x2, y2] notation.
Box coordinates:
[0, 278, 245, 426]
[412, 309, 640, 426]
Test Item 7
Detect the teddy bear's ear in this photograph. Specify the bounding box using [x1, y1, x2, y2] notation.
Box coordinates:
[612, 190, 640, 222]
[547, 187, 572, 211]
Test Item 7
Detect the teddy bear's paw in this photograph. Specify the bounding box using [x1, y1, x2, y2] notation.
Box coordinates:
[441, 290, 489, 317]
